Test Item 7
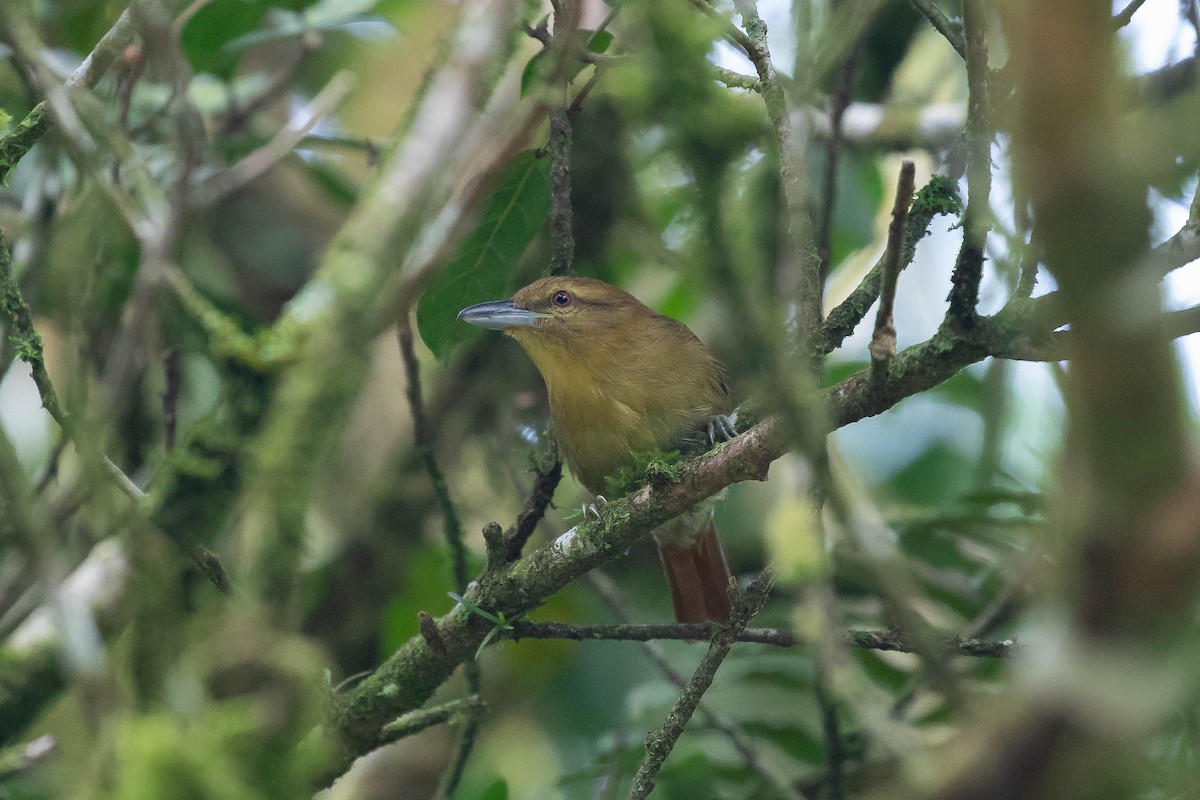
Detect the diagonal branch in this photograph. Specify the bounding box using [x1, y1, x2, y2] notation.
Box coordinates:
[628, 572, 776, 800]
[0, 7, 136, 183]
[906, 0, 966, 58]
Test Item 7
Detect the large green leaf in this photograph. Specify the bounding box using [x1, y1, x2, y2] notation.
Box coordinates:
[416, 150, 551, 360]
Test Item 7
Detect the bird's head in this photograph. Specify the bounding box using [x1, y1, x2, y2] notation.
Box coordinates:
[457, 276, 647, 357]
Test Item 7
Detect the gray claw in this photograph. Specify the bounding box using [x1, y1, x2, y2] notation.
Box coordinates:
[582, 494, 608, 521]
[707, 412, 738, 445]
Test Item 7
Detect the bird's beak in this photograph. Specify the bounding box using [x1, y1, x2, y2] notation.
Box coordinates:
[457, 300, 549, 330]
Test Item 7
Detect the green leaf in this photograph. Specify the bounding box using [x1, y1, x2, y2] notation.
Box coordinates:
[520, 30, 613, 97]
[416, 150, 551, 360]
[477, 779, 509, 800]
[181, 0, 273, 76]
[519, 51, 549, 97]
[740, 720, 826, 765]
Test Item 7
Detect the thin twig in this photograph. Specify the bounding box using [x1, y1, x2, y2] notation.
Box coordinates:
[714, 67, 761, 92]
[1013, 232, 1040, 300]
[735, 0, 819, 340]
[869, 160, 917, 386]
[162, 349, 180, 451]
[503, 459, 563, 560]
[688, 0, 753, 54]
[0, 8, 136, 183]
[628, 571, 777, 800]
[812, 663, 845, 800]
[196, 71, 355, 206]
[508, 620, 1014, 658]
[821, 174, 962, 356]
[817, 40, 863, 291]
[567, 63, 607, 115]
[906, 0, 966, 58]
[215, 38, 314, 135]
[380, 696, 485, 744]
[1112, 0, 1148, 29]
[585, 572, 803, 800]
[397, 320, 482, 800]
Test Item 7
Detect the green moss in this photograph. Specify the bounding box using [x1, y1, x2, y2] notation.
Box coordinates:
[904, 175, 963, 262]
[604, 449, 683, 497]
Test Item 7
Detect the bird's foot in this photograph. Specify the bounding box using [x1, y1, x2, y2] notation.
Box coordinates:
[582, 495, 608, 521]
[706, 412, 738, 445]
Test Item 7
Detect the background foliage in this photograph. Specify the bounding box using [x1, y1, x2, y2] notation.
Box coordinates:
[1, 0, 1199, 798]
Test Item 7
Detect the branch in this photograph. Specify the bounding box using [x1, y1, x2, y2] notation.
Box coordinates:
[735, 1, 819, 339]
[503, 457, 563, 560]
[509, 621, 1013, 658]
[379, 695, 485, 745]
[869, 160, 916, 386]
[628, 573, 775, 800]
[397, 319, 482, 799]
[0, 7, 136, 183]
[688, 0, 752, 54]
[195, 71, 355, 206]
[943, 0, 990, 330]
[820, 174, 962, 356]
[584, 571, 803, 799]
[1112, 0, 1148, 29]
[714, 67, 761, 92]
[907, 0, 966, 58]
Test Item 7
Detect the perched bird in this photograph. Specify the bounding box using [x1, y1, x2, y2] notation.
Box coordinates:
[458, 276, 735, 622]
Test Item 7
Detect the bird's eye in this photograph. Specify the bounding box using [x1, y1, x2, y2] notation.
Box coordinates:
[552, 290, 572, 307]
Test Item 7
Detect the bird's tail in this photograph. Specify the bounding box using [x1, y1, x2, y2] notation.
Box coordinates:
[656, 516, 732, 623]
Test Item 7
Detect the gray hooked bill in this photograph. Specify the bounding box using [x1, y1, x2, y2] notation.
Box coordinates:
[457, 300, 549, 330]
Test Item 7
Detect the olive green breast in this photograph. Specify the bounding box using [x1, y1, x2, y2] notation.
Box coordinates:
[511, 309, 728, 494]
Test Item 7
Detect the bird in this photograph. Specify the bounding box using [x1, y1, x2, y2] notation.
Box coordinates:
[458, 276, 735, 622]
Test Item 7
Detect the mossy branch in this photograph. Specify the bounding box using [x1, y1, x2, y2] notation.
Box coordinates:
[0, 7, 136, 184]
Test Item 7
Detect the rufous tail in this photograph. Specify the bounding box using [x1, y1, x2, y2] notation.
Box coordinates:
[657, 518, 732, 623]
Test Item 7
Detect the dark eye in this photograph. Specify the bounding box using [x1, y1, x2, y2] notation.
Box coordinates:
[552, 290, 572, 307]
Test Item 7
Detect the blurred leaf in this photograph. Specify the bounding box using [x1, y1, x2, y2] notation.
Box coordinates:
[765, 495, 823, 586]
[416, 150, 552, 360]
[181, 0, 274, 76]
[520, 30, 613, 97]
[823, 359, 867, 388]
[899, 528, 985, 572]
[929, 367, 986, 409]
[958, 487, 1044, 515]
[378, 544, 451, 657]
[813, 149, 885, 267]
[476, 779, 509, 800]
[740, 720, 825, 765]
[889, 445, 976, 507]
[852, 649, 911, 693]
